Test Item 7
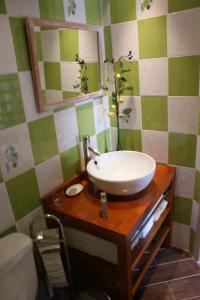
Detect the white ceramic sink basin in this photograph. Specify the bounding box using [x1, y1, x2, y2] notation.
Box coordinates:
[86, 151, 156, 196]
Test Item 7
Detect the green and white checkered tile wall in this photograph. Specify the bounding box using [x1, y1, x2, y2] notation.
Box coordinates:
[0, 0, 200, 255]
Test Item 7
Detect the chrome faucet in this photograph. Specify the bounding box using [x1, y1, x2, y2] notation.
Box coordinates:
[88, 146, 101, 157]
[83, 136, 90, 165]
[83, 136, 101, 166]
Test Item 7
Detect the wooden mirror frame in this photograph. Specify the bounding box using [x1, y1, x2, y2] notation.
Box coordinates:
[26, 18, 104, 113]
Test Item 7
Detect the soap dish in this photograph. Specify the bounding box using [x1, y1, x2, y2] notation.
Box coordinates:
[65, 183, 84, 197]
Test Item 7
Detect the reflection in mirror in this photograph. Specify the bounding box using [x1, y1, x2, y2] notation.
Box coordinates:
[26, 18, 104, 112]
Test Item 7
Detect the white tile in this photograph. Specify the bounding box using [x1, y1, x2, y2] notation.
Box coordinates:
[0, 15, 17, 75]
[54, 107, 79, 153]
[0, 183, 15, 233]
[168, 97, 199, 134]
[45, 90, 63, 104]
[174, 166, 196, 199]
[35, 155, 63, 197]
[191, 200, 199, 231]
[16, 206, 46, 237]
[61, 62, 80, 92]
[19, 71, 51, 122]
[79, 30, 98, 62]
[38, 62, 45, 90]
[196, 136, 200, 171]
[142, 130, 168, 163]
[110, 127, 117, 151]
[111, 21, 139, 60]
[168, 9, 200, 57]
[102, 0, 111, 26]
[120, 96, 142, 130]
[93, 97, 110, 134]
[136, 0, 167, 20]
[139, 58, 168, 96]
[64, 0, 86, 23]
[41, 30, 60, 62]
[5, 0, 40, 17]
[0, 124, 34, 181]
[172, 222, 190, 250]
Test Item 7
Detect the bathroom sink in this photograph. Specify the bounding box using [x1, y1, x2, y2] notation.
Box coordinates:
[86, 151, 156, 196]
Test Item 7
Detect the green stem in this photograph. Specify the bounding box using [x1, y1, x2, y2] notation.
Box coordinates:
[114, 75, 122, 151]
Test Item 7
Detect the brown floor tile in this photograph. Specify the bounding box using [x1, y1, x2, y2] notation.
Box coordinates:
[169, 274, 200, 300]
[156, 248, 191, 265]
[141, 259, 200, 285]
[134, 282, 174, 300]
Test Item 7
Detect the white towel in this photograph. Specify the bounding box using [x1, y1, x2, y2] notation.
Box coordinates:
[131, 236, 140, 250]
[153, 199, 168, 222]
[139, 216, 154, 239]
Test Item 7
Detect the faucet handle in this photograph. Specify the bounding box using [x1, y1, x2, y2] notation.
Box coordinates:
[88, 146, 101, 157]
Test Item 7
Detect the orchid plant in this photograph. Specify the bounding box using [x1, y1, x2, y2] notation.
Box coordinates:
[73, 54, 89, 94]
[103, 51, 134, 151]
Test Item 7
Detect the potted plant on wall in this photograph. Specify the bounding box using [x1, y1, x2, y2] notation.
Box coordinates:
[103, 51, 134, 151]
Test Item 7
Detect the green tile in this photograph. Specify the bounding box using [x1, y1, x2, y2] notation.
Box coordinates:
[60, 146, 81, 180]
[87, 63, 100, 93]
[0, 225, 17, 238]
[63, 91, 80, 100]
[76, 102, 95, 139]
[85, 0, 102, 25]
[44, 62, 61, 90]
[120, 129, 142, 151]
[105, 129, 112, 152]
[194, 171, 200, 203]
[35, 32, 43, 61]
[41, 90, 47, 105]
[9, 18, 31, 71]
[0, 0, 6, 13]
[97, 130, 111, 154]
[138, 16, 167, 59]
[169, 0, 200, 13]
[169, 133, 197, 168]
[110, 0, 136, 24]
[169, 56, 200, 96]
[0, 74, 25, 130]
[6, 169, 41, 221]
[39, 0, 65, 21]
[141, 96, 168, 131]
[173, 196, 192, 225]
[104, 26, 113, 60]
[28, 116, 58, 165]
[60, 29, 79, 61]
[189, 228, 196, 255]
[116, 61, 140, 96]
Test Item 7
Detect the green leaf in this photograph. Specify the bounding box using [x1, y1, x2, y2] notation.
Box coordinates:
[121, 69, 130, 73]
[123, 108, 132, 114]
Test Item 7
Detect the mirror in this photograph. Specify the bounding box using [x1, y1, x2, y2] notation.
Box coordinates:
[26, 18, 104, 112]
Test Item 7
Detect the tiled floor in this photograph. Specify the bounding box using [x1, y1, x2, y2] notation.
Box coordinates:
[37, 247, 200, 300]
[135, 248, 200, 300]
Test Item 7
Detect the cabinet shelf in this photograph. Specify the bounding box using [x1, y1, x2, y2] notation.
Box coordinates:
[131, 226, 169, 296]
[131, 207, 170, 271]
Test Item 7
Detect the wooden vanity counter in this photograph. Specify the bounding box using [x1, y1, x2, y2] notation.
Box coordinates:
[42, 164, 175, 300]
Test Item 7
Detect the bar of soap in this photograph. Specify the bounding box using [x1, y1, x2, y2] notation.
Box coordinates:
[65, 184, 84, 197]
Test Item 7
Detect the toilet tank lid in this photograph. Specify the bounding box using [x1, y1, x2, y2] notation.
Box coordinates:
[0, 233, 33, 279]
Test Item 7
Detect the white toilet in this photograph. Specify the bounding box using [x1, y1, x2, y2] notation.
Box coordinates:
[0, 233, 38, 300]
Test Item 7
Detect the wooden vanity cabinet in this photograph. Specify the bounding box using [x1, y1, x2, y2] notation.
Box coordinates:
[42, 164, 175, 300]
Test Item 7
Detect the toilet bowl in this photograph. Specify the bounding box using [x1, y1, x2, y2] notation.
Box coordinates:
[0, 233, 38, 300]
